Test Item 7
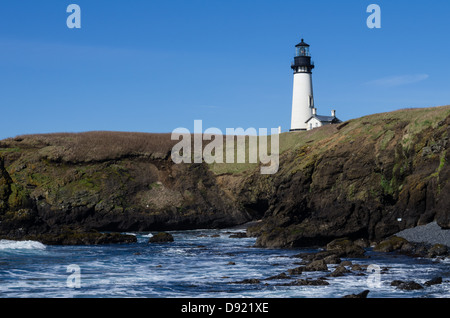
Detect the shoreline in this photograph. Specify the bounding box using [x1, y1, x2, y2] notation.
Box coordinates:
[396, 222, 450, 248]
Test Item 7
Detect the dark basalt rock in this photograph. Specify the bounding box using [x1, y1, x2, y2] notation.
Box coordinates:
[1, 107, 450, 248]
[427, 244, 448, 257]
[264, 272, 291, 280]
[424, 276, 442, 286]
[228, 232, 247, 238]
[232, 278, 261, 284]
[0, 141, 253, 245]
[391, 280, 423, 290]
[328, 265, 351, 277]
[148, 232, 174, 243]
[245, 110, 450, 249]
[326, 238, 366, 258]
[287, 267, 303, 276]
[303, 259, 329, 272]
[342, 290, 370, 298]
[278, 278, 329, 286]
[374, 236, 409, 253]
[6, 229, 138, 245]
[374, 236, 449, 258]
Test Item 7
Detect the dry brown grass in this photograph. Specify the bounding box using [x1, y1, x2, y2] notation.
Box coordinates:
[2, 131, 178, 163]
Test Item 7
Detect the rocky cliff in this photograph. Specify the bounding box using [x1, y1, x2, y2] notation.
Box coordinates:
[0, 106, 449, 246]
[241, 106, 450, 247]
[0, 132, 253, 244]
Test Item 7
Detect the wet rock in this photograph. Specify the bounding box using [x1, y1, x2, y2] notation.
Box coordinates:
[390, 280, 423, 290]
[381, 267, 390, 273]
[287, 267, 303, 276]
[342, 290, 370, 298]
[229, 232, 247, 238]
[304, 259, 328, 272]
[326, 238, 366, 258]
[340, 260, 352, 267]
[148, 232, 174, 243]
[354, 238, 370, 249]
[226, 261, 236, 265]
[19, 229, 137, 245]
[424, 277, 442, 286]
[279, 278, 329, 286]
[233, 278, 261, 284]
[374, 236, 408, 253]
[323, 254, 341, 264]
[292, 252, 318, 261]
[427, 244, 448, 258]
[328, 265, 351, 277]
[265, 272, 291, 280]
[399, 241, 416, 254]
[350, 264, 368, 271]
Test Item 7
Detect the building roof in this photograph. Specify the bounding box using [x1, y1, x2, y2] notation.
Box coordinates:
[305, 114, 341, 124]
[295, 39, 310, 47]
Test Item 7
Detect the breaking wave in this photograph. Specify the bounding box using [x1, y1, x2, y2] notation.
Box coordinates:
[0, 240, 46, 251]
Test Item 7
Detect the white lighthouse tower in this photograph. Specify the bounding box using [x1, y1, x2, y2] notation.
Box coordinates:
[290, 39, 315, 131]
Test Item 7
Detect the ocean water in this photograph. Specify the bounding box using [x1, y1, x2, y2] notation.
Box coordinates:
[0, 228, 448, 298]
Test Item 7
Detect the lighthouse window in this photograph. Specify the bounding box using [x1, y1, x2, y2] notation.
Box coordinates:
[296, 46, 309, 57]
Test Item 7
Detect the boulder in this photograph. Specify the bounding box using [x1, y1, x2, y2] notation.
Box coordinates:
[340, 260, 352, 266]
[323, 254, 341, 264]
[328, 265, 351, 277]
[350, 264, 368, 271]
[374, 236, 408, 253]
[265, 273, 291, 280]
[229, 232, 247, 238]
[427, 244, 448, 258]
[342, 290, 370, 298]
[326, 238, 366, 257]
[280, 278, 329, 286]
[14, 229, 137, 245]
[424, 277, 442, 286]
[287, 267, 303, 276]
[148, 232, 174, 243]
[233, 278, 261, 284]
[390, 280, 423, 290]
[303, 259, 328, 272]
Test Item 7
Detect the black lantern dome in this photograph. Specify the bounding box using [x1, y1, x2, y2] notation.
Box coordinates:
[291, 38, 314, 73]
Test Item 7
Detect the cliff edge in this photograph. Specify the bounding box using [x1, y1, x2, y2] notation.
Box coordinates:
[0, 106, 449, 246]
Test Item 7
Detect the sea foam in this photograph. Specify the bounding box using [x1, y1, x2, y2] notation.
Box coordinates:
[0, 240, 46, 250]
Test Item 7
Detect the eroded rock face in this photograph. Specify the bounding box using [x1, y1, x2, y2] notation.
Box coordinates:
[1, 107, 449, 247]
[244, 109, 450, 248]
[0, 136, 253, 245]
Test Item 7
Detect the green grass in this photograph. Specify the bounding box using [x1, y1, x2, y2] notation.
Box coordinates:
[379, 130, 395, 150]
[429, 150, 447, 180]
[1, 105, 449, 178]
[209, 105, 450, 175]
[0, 148, 21, 153]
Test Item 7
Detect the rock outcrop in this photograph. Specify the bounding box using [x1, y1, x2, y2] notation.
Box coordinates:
[0, 132, 253, 244]
[148, 232, 174, 243]
[1, 106, 449, 247]
[244, 106, 450, 248]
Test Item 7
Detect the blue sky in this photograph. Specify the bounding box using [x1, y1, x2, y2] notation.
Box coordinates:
[0, 0, 449, 139]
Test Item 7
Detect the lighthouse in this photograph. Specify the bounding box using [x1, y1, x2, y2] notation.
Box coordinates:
[290, 39, 315, 131]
